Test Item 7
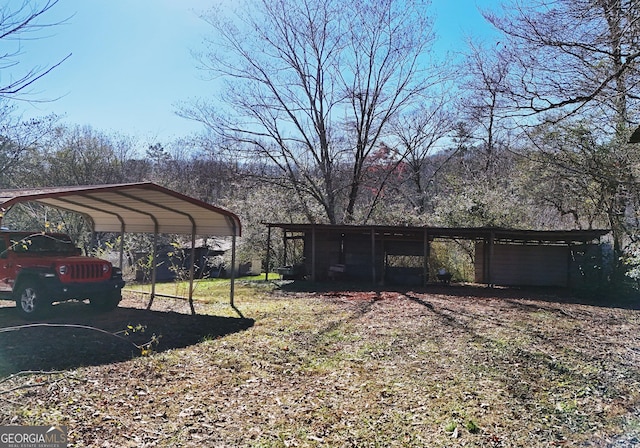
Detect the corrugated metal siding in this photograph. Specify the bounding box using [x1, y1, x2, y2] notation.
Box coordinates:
[475, 243, 569, 287]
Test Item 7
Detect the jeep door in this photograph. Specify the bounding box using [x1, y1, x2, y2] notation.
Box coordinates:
[0, 236, 13, 293]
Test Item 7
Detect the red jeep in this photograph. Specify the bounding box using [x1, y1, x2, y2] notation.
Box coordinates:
[0, 231, 125, 318]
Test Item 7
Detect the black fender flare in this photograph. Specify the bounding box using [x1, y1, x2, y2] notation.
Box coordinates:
[13, 268, 54, 295]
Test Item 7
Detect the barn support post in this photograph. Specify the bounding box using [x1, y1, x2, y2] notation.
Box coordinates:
[482, 238, 488, 283]
[566, 242, 573, 288]
[487, 230, 495, 288]
[423, 228, 429, 287]
[265, 225, 272, 282]
[597, 236, 605, 285]
[311, 226, 316, 282]
[371, 228, 376, 285]
[283, 231, 288, 266]
[380, 235, 386, 286]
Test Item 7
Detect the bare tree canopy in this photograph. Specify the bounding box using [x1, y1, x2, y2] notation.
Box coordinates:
[183, 0, 444, 224]
[485, 0, 640, 131]
[0, 0, 70, 99]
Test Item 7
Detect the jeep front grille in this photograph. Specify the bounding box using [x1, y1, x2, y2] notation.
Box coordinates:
[68, 263, 105, 280]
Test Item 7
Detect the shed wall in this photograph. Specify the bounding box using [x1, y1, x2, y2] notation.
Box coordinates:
[303, 232, 386, 282]
[292, 226, 604, 288]
[344, 236, 384, 282]
[475, 243, 569, 287]
[303, 231, 343, 280]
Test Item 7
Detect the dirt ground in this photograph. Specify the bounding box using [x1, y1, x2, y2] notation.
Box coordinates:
[0, 284, 639, 447]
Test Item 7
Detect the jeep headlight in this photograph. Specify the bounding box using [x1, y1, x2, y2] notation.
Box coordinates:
[103, 263, 110, 273]
[59, 265, 68, 275]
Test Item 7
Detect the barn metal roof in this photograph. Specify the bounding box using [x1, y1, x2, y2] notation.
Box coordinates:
[0, 182, 241, 236]
[267, 223, 608, 244]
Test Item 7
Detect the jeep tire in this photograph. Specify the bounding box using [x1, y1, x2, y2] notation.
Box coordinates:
[15, 282, 50, 318]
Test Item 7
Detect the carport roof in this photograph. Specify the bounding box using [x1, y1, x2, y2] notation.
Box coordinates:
[0, 182, 241, 236]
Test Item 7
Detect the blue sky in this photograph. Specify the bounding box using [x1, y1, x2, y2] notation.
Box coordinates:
[8, 0, 499, 144]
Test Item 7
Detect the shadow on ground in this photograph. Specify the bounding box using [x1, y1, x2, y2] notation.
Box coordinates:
[0, 301, 254, 377]
[275, 279, 640, 310]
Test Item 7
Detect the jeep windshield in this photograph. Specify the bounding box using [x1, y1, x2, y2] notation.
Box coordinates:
[10, 233, 79, 255]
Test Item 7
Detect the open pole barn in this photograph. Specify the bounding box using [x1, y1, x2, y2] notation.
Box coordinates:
[265, 224, 610, 288]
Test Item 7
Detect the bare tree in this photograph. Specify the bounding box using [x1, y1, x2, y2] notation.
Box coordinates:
[0, 0, 70, 99]
[0, 110, 57, 185]
[415, 40, 531, 230]
[23, 125, 134, 187]
[386, 99, 455, 216]
[183, 0, 440, 224]
[0, 1, 70, 185]
[484, 0, 640, 131]
[458, 41, 515, 170]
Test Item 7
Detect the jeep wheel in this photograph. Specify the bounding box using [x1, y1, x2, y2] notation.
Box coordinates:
[15, 283, 49, 318]
[90, 293, 121, 312]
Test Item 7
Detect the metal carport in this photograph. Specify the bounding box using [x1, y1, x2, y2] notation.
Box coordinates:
[0, 182, 242, 312]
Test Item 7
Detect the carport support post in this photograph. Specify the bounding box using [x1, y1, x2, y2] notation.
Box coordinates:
[230, 234, 236, 307]
[147, 230, 158, 310]
[188, 229, 196, 315]
[118, 226, 125, 269]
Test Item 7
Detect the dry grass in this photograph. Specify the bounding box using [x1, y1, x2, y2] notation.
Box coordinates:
[1, 280, 639, 447]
